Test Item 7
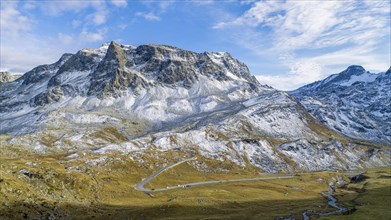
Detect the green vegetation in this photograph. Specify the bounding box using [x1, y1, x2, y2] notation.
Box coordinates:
[0, 146, 390, 219]
[320, 167, 391, 220]
[90, 127, 129, 143]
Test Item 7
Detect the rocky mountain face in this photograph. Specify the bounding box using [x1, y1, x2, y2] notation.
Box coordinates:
[0, 71, 21, 83]
[0, 42, 389, 172]
[1, 42, 260, 132]
[291, 65, 391, 145]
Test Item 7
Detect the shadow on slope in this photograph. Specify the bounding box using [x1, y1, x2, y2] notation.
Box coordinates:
[1, 185, 390, 220]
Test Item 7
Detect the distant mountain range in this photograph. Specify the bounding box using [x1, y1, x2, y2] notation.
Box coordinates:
[0, 71, 21, 83]
[0, 42, 389, 172]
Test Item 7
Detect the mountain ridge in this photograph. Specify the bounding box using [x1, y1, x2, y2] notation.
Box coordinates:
[291, 65, 391, 145]
[0, 41, 266, 134]
[0, 42, 389, 173]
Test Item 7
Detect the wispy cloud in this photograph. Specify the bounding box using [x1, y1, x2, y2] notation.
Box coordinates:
[141, 0, 175, 12]
[38, 0, 126, 26]
[58, 28, 107, 45]
[214, 1, 280, 29]
[135, 11, 161, 21]
[79, 28, 108, 42]
[191, 0, 215, 5]
[39, 1, 101, 16]
[214, 0, 391, 90]
[58, 33, 74, 45]
[0, 1, 118, 74]
[0, 2, 39, 73]
[109, 0, 128, 8]
[72, 19, 82, 29]
[90, 9, 108, 25]
[256, 62, 323, 91]
[0, 1, 34, 37]
[22, 1, 37, 10]
[135, 0, 175, 21]
[118, 23, 128, 30]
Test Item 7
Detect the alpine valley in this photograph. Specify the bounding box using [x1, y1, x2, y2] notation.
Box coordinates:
[0, 42, 390, 220]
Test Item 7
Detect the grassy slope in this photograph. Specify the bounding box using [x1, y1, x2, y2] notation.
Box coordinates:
[1, 147, 389, 220]
[320, 167, 391, 220]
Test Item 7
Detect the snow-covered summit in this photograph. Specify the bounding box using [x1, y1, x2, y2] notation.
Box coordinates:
[0, 41, 264, 134]
[291, 66, 391, 144]
[0, 43, 389, 172]
[290, 65, 382, 96]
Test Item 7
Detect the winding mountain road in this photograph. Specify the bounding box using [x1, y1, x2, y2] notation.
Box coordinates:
[134, 156, 293, 193]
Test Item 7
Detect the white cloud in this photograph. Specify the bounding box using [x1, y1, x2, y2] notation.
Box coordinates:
[79, 28, 107, 42]
[256, 46, 390, 91]
[1, 27, 69, 74]
[72, 19, 82, 28]
[158, 1, 175, 11]
[256, 62, 323, 91]
[0, 2, 34, 37]
[307, 46, 390, 74]
[273, 1, 344, 51]
[240, 0, 258, 4]
[214, 1, 280, 29]
[0, 2, 43, 74]
[38, 0, 126, 26]
[0, 1, 118, 74]
[92, 9, 108, 25]
[1, 26, 108, 74]
[136, 12, 161, 21]
[58, 27, 108, 45]
[118, 23, 128, 30]
[110, 0, 127, 8]
[215, 1, 350, 51]
[23, 1, 37, 10]
[214, 0, 391, 90]
[58, 33, 74, 44]
[192, 0, 215, 5]
[143, 0, 174, 12]
[0, 42, 63, 74]
[40, 1, 100, 16]
[134, 0, 177, 23]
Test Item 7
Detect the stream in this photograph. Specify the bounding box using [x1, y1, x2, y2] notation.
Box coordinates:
[302, 185, 348, 220]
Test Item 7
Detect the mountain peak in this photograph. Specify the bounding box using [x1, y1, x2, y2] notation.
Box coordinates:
[3, 41, 264, 105]
[291, 65, 391, 144]
[105, 41, 126, 66]
[342, 65, 366, 76]
[108, 40, 119, 47]
[317, 65, 368, 87]
[291, 65, 381, 96]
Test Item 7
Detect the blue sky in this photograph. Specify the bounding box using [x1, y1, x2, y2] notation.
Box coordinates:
[1, 0, 390, 90]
